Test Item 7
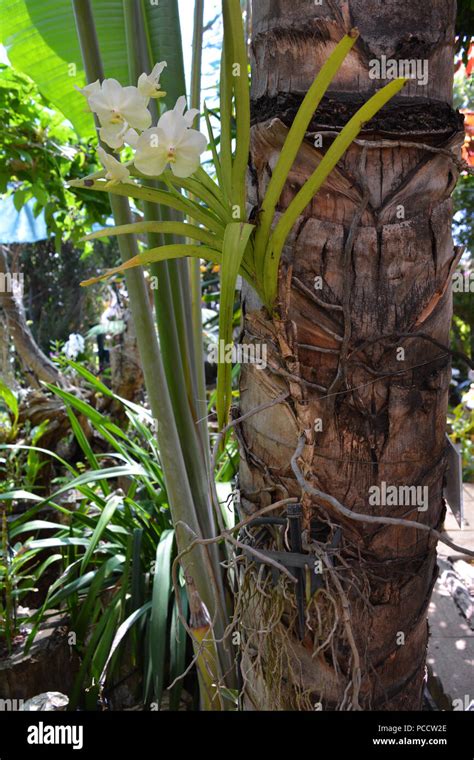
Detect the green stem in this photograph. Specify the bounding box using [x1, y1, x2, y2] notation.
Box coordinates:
[71, 0, 234, 691]
[124, 2, 215, 539]
[189, 0, 210, 469]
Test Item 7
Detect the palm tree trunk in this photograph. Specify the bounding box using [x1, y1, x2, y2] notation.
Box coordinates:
[239, 0, 463, 710]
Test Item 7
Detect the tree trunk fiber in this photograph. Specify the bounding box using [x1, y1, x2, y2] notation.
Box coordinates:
[0, 247, 63, 388]
[239, 0, 463, 710]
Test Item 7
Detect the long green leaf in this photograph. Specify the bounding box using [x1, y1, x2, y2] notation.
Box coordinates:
[219, 21, 233, 201]
[27, 538, 93, 549]
[79, 494, 122, 572]
[10, 519, 62, 539]
[0, 489, 42, 503]
[265, 78, 407, 306]
[217, 222, 254, 430]
[69, 179, 225, 235]
[81, 244, 223, 286]
[83, 221, 220, 249]
[224, 0, 250, 212]
[0, 380, 18, 426]
[169, 585, 188, 711]
[74, 556, 124, 639]
[46, 464, 145, 502]
[99, 600, 152, 687]
[149, 528, 174, 706]
[204, 103, 226, 202]
[160, 172, 229, 220]
[254, 31, 359, 285]
[69, 598, 118, 709]
[66, 407, 105, 487]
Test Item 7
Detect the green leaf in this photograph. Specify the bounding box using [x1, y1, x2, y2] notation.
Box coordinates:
[204, 103, 226, 202]
[130, 528, 144, 615]
[66, 407, 104, 481]
[0, 171, 9, 193]
[223, 0, 250, 212]
[79, 493, 122, 572]
[69, 179, 225, 235]
[0, 489, 42, 503]
[66, 360, 156, 424]
[27, 537, 91, 549]
[46, 383, 129, 440]
[99, 600, 152, 688]
[141, 0, 186, 105]
[32, 183, 48, 206]
[74, 556, 124, 639]
[69, 597, 119, 709]
[0, 0, 103, 135]
[149, 528, 174, 706]
[90, 599, 121, 686]
[82, 220, 220, 249]
[219, 22, 233, 201]
[160, 170, 229, 219]
[47, 569, 98, 606]
[10, 519, 62, 539]
[217, 222, 254, 430]
[265, 77, 407, 306]
[13, 189, 26, 211]
[253, 31, 359, 287]
[65, 361, 114, 396]
[0, 380, 18, 426]
[46, 463, 146, 502]
[81, 243, 223, 286]
[31, 553, 63, 582]
[169, 585, 188, 711]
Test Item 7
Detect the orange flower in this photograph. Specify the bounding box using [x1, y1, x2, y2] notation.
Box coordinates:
[461, 109, 474, 167]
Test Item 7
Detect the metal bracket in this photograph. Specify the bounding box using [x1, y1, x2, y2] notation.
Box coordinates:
[240, 505, 342, 639]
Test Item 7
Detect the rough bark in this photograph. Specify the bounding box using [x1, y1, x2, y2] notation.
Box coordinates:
[0, 246, 63, 388]
[239, 0, 463, 710]
[109, 308, 144, 403]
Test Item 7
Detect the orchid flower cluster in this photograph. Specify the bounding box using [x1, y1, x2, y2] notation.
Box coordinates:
[77, 62, 208, 185]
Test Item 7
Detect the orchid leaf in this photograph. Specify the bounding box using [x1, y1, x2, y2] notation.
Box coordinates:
[69, 178, 226, 235]
[253, 31, 359, 287]
[82, 221, 221, 249]
[81, 244, 224, 286]
[217, 222, 254, 431]
[264, 78, 407, 306]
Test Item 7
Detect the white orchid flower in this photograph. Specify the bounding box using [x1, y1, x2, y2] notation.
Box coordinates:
[76, 79, 101, 98]
[97, 147, 132, 185]
[87, 78, 151, 136]
[123, 128, 139, 148]
[63, 333, 85, 360]
[99, 122, 130, 150]
[133, 96, 206, 178]
[172, 95, 200, 128]
[98, 123, 139, 151]
[137, 61, 167, 99]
